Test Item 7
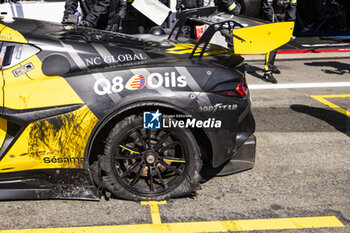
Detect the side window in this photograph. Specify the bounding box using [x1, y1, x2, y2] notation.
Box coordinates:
[0, 42, 4, 70]
[0, 42, 40, 70]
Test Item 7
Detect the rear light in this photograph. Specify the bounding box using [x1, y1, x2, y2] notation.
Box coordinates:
[216, 78, 248, 98]
[236, 78, 248, 97]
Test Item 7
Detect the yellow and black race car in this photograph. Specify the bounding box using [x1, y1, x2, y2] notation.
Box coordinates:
[0, 8, 293, 201]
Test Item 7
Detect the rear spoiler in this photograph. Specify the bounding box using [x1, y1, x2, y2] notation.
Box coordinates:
[169, 7, 294, 58]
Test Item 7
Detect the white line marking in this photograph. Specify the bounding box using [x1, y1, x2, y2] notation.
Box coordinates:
[249, 82, 350, 90]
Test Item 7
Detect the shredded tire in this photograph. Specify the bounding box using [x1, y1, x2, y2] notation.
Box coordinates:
[94, 115, 202, 201]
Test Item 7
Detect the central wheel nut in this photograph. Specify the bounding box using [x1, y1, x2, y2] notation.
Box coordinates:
[144, 150, 158, 164]
[146, 155, 155, 164]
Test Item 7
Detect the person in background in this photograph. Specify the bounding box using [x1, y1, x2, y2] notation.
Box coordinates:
[62, 0, 127, 32]
[123, 0, 170, 34]
[176, 0, 204, 11]
[160, 0, 169, 6]
[262, 0, 297, 83]
[214, 0, 242, 15]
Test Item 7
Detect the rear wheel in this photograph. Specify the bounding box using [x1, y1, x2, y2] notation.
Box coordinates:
[98, 115, 202, 201]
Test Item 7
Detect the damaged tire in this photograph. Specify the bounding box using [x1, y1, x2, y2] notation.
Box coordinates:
[98, 115, 202, 201]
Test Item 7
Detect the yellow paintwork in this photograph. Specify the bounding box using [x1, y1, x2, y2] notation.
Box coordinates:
[0, 24, 27, 44]
[232, 22, 295, 54]
[0, 24, 5, 33]
[0, 105, 98, 172]
[0, 66, 3, 108]
[163, 159, 186, 163]
[0, 24, 99, 173]
[120, 145, 140, 154]
[3, 55, 84, 109]
[166, 43, 234, 56]
[0, 118, 7, 150]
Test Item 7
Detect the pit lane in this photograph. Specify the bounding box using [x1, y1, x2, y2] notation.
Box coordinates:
[0, 57, 349, 233]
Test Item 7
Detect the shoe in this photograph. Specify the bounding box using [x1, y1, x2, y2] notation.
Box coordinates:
[263, 72, 278, 84]
[271, 66, 281, 74]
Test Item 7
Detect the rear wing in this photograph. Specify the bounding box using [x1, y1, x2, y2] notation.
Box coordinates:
[169, 7, 294, 58]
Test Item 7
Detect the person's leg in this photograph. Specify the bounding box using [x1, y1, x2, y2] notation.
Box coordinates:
[264, 52, 271, 72]
[231, 2, 242, 15]
[263, 51, 278, 83]
[270, 49, 280, 72]
[265, 50, 279, 72]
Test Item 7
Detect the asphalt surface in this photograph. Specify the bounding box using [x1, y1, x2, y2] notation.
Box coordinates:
[0, 57, 349, 232]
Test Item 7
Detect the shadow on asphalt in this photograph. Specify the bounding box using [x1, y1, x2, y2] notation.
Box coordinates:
[304, 61, 350, 75]
[199, 160, 231, 183]
[245, 64, 267, 82]
[290, 104, 350, 137]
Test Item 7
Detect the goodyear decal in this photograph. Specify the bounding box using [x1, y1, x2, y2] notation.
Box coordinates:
[125, 74, 146, 90]
[0, 105, 98, 172]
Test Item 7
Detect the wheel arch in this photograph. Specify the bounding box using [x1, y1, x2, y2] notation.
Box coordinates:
[84, 101, 213, 169]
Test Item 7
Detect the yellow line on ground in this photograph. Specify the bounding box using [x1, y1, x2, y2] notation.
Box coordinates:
[141, 201, 167, 224]
[312, 94, 350, 99]
[311, 94, 350, 117]
[0, 216, 343, 233]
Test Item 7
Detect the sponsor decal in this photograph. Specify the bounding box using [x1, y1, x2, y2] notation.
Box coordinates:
[43, 156, 83, 164]
[85, 53, 147, 66]
[146, 72, 187, 89]
[15, 151, 82, 164]
[13, 62, 34, 77]
[94, 76, 124, 95]
[198, 103, 238, 112]
[94, 72, 188, 95]
[125, 74, 146, 90]
[163, 117, 221, 128]
[0, 35, 13, 41]
[143, 110, 222, 129]
[143, 110, 161, 129]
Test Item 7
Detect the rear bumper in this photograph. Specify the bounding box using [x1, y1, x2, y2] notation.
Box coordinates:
[216, 134, 256, 176]
[201, 134, 256, 177]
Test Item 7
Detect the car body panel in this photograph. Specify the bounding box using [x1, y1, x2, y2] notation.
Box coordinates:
[0, 23, 27, 43]
[0, 105, 98, 173]
[0, 17, 257, 200]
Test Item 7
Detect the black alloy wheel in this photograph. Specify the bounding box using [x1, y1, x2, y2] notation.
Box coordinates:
[99, 115, 202, 201]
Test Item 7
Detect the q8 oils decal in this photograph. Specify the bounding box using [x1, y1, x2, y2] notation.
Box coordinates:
[93, 71, 188, 96]
[0, 106, 98, 173]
